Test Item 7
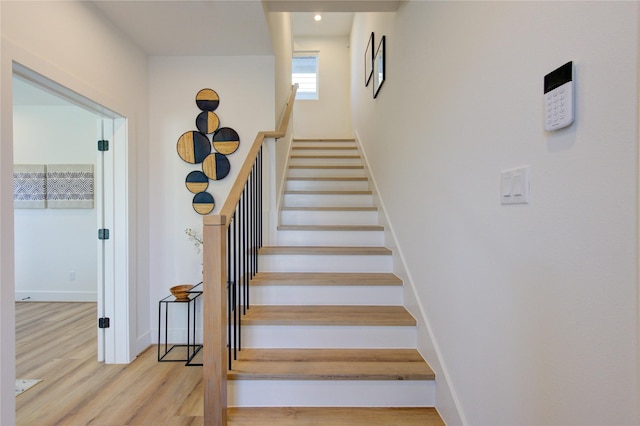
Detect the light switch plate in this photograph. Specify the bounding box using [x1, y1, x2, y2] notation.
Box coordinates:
[501, 166, 530, 205]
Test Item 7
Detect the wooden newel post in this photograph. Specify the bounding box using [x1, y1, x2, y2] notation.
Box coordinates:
[203, 215, 228, 426]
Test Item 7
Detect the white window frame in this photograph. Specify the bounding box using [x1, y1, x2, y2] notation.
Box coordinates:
[292, 51, 319, 100]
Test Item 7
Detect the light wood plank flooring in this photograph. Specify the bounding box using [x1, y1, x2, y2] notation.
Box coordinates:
[16, 302, 444, 425]
[16, 302, 204, 426]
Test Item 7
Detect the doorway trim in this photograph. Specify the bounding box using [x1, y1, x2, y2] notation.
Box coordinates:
[11, 62, 132, 364]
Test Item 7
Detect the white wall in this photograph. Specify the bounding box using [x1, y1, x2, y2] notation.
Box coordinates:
[267, 12, 295, 201]
[351, 2, 639, 425]
[269, 12, 294, 127]
[148, 56, 275, 341]
[1, 1, 149, 423]
[13, 105, 98, 301]
[294, 36, 353, 139]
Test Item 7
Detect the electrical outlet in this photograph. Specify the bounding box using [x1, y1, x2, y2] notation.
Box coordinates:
[69, 271, 76, 281]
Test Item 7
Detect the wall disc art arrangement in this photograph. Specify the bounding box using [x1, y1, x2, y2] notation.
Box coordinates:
[177, 88, 240, 215]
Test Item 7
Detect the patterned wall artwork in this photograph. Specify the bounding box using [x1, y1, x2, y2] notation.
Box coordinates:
[177, 88, 241, 215]
[177, 131, 211, 164]
[46, 164, 94, 209]
[185, 171, 209, 193]
[13, 164, 94, 209]
[14, 164, 46, 209]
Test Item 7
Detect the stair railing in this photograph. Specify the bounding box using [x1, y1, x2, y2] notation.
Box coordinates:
[202, 84, 297, 426]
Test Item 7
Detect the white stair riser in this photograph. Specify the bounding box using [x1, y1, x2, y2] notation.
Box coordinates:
[284, 193, 374, 208]
[289, 157, 363, 167]
[276, 230, 385, 246]
[250, 286, 403, 306]
[286, 180, 369, 192]
[281, 209, 379, 226]
[292, 141, 357, 148]
[288, 168, 366, 178]
[291, 149, 359, 157]
[241, 325, 416, 348]
[259, 254, 392, 273]
[229, 380, 435, 407]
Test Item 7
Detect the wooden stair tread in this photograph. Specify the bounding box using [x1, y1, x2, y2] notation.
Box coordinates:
[259, 246, 392, 255]
[281, 206, 377, 211]
[242, 305, 416, 326]
[228, 361, 433, 381]
[291, 155, 361, 159]
[277, 225, 384, 231]
[234, 348, 425, 362]
[287, 176, 368, 181]
[228, 407, 444, 425]
[289, 165, 364, 169]
[293, 138, 356, 142]
[284, 190, 372, 195]
[226, 348, 435, 381]
[251, 272, 402, 286]
[292, 146, 358, 150]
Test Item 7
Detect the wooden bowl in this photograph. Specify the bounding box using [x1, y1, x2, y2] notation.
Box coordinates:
[170, 284, 193, 300]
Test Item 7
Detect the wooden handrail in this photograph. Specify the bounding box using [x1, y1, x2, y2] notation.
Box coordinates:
[202, 84, 297, 426]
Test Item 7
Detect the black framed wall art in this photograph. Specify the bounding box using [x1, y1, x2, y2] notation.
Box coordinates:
[365, 32, 374, 86]
[373, 35, 386, 98]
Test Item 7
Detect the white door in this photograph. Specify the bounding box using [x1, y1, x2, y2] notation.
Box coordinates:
[96, 115, 130, 364]
[96, 118, 114, 362]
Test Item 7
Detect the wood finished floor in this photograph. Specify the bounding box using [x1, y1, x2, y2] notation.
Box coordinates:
[15, 302, 444, 425]
[16, 302, 204, 426]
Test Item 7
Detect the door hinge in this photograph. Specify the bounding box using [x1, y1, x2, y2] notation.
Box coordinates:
[98, 140, 109, 151]
[98, 229, 110, 240]
[98, 317, 110, 329]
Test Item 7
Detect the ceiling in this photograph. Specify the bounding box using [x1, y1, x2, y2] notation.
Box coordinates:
[292, 12, 354, 37]
[264, 1, 401, 13]
[88, 0, 401, 56]
[90, 1, 274, 56]
[14, 0, 401, 105]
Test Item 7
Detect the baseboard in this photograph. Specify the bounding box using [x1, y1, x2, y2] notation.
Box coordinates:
[135, 330, 152, 357]
[15, 291, 97, 302]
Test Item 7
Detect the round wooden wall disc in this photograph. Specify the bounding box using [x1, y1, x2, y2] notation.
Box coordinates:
[195, 88, 220, 112]
[192, 192, 215, 215]
[185, 171, 209, 194]
[202, 153, 230, 181]
[196, 111, 220, 134]
[213, 127, 240, 155]
[177, 131, 211, 164]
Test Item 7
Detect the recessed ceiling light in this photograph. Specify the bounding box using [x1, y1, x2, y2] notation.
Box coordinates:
[314, 14, 322, 22]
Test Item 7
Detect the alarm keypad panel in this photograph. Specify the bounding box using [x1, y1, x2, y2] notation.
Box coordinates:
[544, 61, 574, 131]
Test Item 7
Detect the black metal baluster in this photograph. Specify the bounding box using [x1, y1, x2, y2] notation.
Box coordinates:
[242, 187, 247, 315]
[252, 156, 258, 279]
[248, 167, 254, 305]
[236, 199, 242, 359]
[227, 219, 232, 369]
[223, 143, 268, 369]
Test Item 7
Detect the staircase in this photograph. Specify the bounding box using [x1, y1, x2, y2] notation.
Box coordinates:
[226, 139, 443, 425]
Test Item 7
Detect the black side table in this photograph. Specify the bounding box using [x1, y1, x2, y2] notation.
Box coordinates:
[158, 282, 203, 366]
